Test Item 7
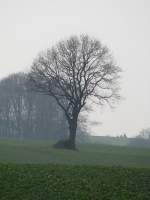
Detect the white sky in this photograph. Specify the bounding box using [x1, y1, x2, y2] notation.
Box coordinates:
[0, 0, 150, 137]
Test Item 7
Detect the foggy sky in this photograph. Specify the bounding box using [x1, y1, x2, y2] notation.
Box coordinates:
[0, 0, 150, 136]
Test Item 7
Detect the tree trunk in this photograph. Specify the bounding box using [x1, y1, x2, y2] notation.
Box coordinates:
[68, 119, 77, 150]
[53, 115, 78, 150]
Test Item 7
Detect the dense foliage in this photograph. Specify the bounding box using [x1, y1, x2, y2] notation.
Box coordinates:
[0, 164, 150, 200]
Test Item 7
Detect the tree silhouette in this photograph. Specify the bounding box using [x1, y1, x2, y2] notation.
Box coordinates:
[28, 35, 121, 149]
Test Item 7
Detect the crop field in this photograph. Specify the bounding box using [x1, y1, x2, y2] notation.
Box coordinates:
[0, 164, 150, 200]
[0, 138, 150, 199]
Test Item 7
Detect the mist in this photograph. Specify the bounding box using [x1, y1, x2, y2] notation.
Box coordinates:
[0, 0, 150, 136]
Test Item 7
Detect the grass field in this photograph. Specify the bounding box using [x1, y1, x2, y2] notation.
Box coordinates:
[0, 138, 150, 199]
[0, 138, 150, 167]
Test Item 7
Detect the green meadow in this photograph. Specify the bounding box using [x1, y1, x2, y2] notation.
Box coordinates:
[0, 138, 150, 167]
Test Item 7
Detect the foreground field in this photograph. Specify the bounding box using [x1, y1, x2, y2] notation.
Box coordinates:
[0, 164, 150, 200]
[0, 138, 150, 167]
[1, 139, 150, 199]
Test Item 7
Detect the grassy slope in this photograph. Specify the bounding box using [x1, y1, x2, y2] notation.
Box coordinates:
[0, 138, 150, 168]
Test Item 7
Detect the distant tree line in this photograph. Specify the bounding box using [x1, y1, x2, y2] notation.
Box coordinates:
[128, 128, 150, 148]
[0, 73, 85, 139]
[82, 133, 150, 148]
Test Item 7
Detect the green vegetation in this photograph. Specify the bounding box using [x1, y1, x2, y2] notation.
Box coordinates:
[0, 164, 150, 200]
[1, 138, 150, 199]
[0, 138, 150, 168]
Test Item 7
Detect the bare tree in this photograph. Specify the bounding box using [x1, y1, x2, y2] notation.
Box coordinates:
[28, 35, 121, 149]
